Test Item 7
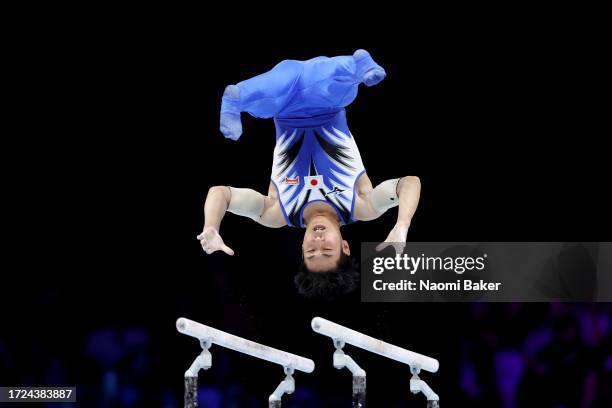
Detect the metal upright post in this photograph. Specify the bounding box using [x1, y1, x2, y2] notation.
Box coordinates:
[333, 339, 366, 407]
[268, 366, 295, 408]
[410, 366, 439, 407]
[184, 339, 212, 408]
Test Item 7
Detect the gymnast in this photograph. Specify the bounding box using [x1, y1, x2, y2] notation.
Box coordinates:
[199, 50, 421, 298]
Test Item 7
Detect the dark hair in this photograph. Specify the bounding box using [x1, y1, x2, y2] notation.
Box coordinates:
[294, 254, 360, 300]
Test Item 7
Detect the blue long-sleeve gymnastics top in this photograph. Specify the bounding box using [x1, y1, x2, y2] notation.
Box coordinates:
[221, 52, 384, 228]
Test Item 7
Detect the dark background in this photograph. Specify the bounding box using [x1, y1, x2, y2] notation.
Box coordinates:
[2, 14, 611, 407]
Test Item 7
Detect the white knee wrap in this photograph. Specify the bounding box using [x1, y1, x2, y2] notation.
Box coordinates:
[371, 178, 401, 214]
[227, 187, 266, 221]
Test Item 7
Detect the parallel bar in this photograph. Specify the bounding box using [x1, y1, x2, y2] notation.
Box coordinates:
[177, 318, 315, 373]
[311, 317, 439, 373]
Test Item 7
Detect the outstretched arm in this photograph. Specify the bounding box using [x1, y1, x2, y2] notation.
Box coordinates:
[354, 175, 421, 254]
[198, 185, 285, 255]
[376, 176, 421, 253]
[198, 186, 235, 255]
[396, 176, 421, 229]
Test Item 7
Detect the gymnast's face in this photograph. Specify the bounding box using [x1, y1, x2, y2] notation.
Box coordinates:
[302, 216, 350, 272]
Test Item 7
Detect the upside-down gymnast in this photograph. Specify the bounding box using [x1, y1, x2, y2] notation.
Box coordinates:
[199, 50, 421, 298]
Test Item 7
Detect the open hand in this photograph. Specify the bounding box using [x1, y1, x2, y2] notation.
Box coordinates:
[376, 223, 409, 255]
[197, 227, 235, 255]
